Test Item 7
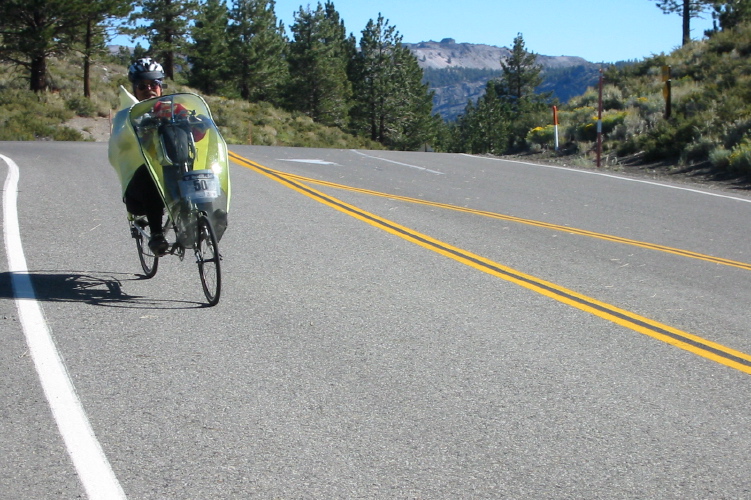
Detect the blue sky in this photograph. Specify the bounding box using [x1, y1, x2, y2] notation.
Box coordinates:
[271, 0, 716, 62]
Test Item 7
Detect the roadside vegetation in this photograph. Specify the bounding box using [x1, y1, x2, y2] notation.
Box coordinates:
[446, 4, 751, 181]
[2, 0, 751, 182]
[529, 18, 751, 178]
[0, 1, 426, 149]
[0, 55, 382, 148]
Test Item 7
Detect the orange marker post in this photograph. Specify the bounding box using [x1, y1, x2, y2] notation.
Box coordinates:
[553, 106, 559, 151]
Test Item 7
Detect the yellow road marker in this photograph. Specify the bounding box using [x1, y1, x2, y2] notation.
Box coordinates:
[231, 152, 751, 374]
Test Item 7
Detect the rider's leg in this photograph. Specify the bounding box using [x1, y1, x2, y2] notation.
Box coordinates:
[125, 165, 165, 234]
[125, 166, 168, 253]
[146, 206, 164, 235]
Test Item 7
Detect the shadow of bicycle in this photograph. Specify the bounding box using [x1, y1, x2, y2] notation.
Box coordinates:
[0, 270, 206, 309]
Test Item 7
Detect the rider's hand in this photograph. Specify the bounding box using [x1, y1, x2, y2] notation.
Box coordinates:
[153, 101, 190, 120]
[152, 101, 207, 141]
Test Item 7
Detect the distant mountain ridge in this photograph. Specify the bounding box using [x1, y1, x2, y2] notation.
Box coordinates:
[404, 38, 600, 120]
[405, 38, 591, 70]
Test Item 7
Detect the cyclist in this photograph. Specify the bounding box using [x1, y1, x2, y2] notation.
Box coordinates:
[122, 57, 170, 254]
[112, 57, 225, 255]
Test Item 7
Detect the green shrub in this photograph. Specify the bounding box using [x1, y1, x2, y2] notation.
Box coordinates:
[577, 121, 598, 142]
[637, 117, 700, 161]
[722, 117, 751, 149]
[683, 136, 716, 162]
[602, 111, 628, 134]
[616, 137, 639, 156]
[567, 90, 598, 109]
[52, 126, 87, 141]
[0, 113, 83, 141]
[728, 138, 751, 174]
[602, 85, 625, 110]
[628, 94, 663, 116]
[66, 96, 98, 117]
[526, 124, 556, 149]
[709, 147, 732, 169]
[571, 110, 627, 142]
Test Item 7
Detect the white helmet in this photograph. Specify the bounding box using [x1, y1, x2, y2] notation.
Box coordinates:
[128, 57, 165, 82]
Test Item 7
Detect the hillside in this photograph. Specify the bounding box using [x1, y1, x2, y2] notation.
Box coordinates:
[0, 57, 383, 149]
[514, 22, 751, 185]
[405, 39, 599, 120]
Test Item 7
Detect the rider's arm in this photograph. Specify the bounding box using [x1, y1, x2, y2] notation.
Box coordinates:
[153, 101, 208, 141]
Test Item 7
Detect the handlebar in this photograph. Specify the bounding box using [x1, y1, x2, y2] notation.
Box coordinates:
[138, 112, 203, 127]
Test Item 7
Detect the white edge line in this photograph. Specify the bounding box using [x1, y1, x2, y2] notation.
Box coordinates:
[351, 149, 445, 175]
[460, 153, 751, 204]
[1, 153, 127, 500]
[278, 159, 340, 165]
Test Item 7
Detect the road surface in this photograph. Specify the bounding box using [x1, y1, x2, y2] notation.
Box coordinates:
[2, 142, 751, 498]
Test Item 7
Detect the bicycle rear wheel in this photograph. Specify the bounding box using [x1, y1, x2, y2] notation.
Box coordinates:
[196, 214, 221, 306]
[133, 219, 159, 278]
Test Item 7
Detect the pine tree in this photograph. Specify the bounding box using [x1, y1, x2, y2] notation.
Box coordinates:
[129, 0, 198, 80]
[651, 0, 713, 45]
[227, 0, 288, 103]
[497, 34, 543, 102]
[455, 100, 479, 153]
[0, 0, 83, 91]
[350, 15, 397, 143]
[455, 85, 511, 154]
[287, 2, 352, 127]
[389, 44, 437, 150]
[188, 0, 231, 95]
[79, 0, 132, 97]
[710, 0, 751, 31]
[349, 14, 435, 149]
[493, 33, 549, 151]
[454, 33, 548, 153]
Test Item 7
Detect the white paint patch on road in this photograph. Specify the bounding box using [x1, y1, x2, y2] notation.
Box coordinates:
[462, 153, 751, 204]
[279, 159, 340, 165]
[351, 150, 445, 175]
[1, 153, 127, 500]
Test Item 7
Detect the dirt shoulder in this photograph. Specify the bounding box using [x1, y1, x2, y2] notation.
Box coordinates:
[497, 150, 751, 194]
[65, 116, 112, 142]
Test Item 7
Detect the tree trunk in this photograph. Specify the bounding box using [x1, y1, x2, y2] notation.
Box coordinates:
[84, 19, 92, 98]
[240, 74, 250, 100]
[682, 0, 691, 45]
[163, 0, 175, 79]
[30, 56, 47, 92]
[370, 101, 377, 141]
[164, 50, 175, 80]
[163, 21, 175, 80]
[29, 9, 48, 92]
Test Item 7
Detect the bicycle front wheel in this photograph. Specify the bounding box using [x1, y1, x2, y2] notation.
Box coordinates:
[133, 220, 159, 278]
[196, 214, 221, 306]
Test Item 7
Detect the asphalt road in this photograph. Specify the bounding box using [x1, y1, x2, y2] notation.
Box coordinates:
[2, 142, 751, 498]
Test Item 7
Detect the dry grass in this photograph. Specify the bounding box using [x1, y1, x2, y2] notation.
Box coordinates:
[0, 55, 383, 149]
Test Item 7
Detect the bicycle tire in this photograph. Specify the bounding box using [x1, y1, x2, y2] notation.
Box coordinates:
[196, 214, 221, 306]
[133, 221, 159, 278]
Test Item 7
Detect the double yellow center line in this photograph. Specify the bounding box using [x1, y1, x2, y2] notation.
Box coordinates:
[231, 152, 751, 375]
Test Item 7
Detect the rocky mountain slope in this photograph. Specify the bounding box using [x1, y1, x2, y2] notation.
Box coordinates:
[405, 38, 599, 120]
[406, 38, 590, 70]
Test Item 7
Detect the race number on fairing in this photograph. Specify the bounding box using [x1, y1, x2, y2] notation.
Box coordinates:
[179, 170, 220, 202]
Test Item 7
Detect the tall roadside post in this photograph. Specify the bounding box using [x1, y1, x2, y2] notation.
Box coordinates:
[596, 68, 604, 168]
[553, 105, 559, 151]
[662, 65, 672, 120]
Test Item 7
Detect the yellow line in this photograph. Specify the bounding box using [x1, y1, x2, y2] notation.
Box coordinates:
[230, 152, 751, 375]
[253, 161, 751, 272]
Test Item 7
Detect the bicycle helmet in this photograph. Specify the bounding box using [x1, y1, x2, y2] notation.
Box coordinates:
[128, 57, 165, 83]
